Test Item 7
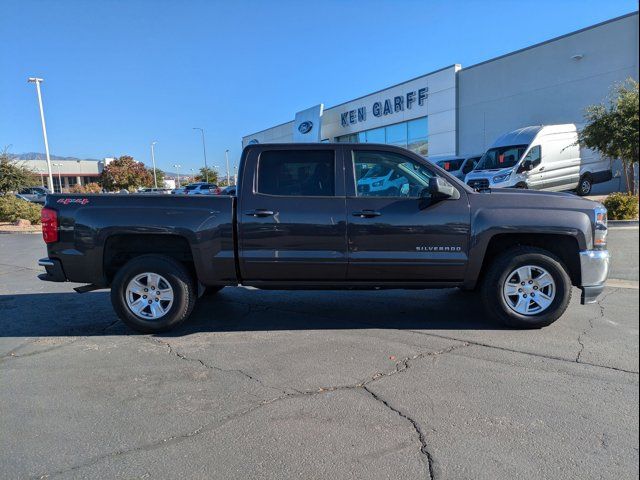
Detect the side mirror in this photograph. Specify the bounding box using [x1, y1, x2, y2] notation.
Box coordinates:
[518, 160, 533, 173]
[420, 178, 460, 208]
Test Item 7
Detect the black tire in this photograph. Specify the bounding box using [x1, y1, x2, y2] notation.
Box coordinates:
[110, 255, 196, 333]
[515, 182, 528, 189]
[577, 175, 592, 196]
[203, 286, 224, 296]
[481, 246, 572, 329]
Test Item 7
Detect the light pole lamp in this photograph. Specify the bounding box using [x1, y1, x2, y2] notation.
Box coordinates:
[27, 77, 54, 192]
[173, 164, 181, 187]
[150, 141, 158, 188]
[192, 128, 209, 183]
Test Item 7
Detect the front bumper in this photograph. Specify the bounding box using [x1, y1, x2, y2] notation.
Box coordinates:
[38, 257, 67, 282]
[579, 250, 610, 304]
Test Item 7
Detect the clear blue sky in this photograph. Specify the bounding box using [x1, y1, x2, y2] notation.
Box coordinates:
[1, 0, 637, 173]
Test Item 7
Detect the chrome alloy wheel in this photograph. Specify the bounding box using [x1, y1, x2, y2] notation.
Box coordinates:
[125, 272, 174, 320]
[502, 265, 556, 316]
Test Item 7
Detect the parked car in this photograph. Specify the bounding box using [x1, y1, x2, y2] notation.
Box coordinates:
[220, 185, 236, 196]
[171, 187, 186, 195]
[184, 183, 221, 195]
[39, 143, 609, 333]
[433, 155, 481, 181]
[138, 188, 172, 194]
[464, 124, 612, 195]
[18, 186, 50, 204]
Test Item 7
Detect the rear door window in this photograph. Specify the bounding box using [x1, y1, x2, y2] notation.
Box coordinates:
[257, 150, 335, 196]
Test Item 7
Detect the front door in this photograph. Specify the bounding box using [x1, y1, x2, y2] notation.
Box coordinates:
[238, 147, 348, 281]
[345, 148, 470, 281]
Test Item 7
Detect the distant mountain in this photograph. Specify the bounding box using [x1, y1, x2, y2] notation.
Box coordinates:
[9, 152, 100, 162]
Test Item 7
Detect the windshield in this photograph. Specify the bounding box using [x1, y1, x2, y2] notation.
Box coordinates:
[476, 145, 528, 170]
[436, 159, 464, 172]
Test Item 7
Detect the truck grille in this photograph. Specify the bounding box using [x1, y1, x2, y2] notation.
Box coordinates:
[467, 178, 490, 191]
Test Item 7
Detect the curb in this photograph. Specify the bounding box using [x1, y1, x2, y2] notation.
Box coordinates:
[0, 230, 41, 235]
[609, 220, 639, 226]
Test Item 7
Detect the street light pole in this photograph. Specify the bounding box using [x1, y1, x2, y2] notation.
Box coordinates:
[173, 164, 181, 187]
[192, 128, 209, 183]
[224, 149, 230, 186]
[27, 77, 54, 192]
[150, 141, 158, 189]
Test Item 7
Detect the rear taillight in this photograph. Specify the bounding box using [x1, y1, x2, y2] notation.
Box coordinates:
[41, 208, 58, 243]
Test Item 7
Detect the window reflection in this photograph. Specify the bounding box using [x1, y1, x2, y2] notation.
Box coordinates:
[336, 116, 428, 156]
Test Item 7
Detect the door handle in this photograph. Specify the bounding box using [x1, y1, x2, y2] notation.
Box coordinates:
[352, 210, 382, 218]
[245, 209, 275, 217]
[539, 166, 545, 171]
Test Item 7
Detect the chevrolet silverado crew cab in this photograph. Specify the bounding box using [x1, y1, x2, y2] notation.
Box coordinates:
[38, 143, 610, 333]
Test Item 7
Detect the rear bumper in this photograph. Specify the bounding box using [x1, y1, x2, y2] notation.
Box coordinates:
[579, 250, 610, 304]
[38, 258, 67, 282]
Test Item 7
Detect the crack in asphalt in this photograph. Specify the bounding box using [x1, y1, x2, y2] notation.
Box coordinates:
[213, 293, 639, 375]
[141, 335, 291, 396]
[1, 317, 121, 363]
[576, 289, 616, 364]
[405, 329, 638, 375]
[363, 385, 435, 479]
[37, 341, 469, 479]
[0, 338, 81, 362]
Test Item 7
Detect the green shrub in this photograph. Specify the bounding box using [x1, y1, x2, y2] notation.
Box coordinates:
[0, 195, 42, 224]
[603, 192, 639, 220]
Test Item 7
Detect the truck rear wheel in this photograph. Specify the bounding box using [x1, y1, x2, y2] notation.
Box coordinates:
[110, 255, 196, 333]
[481, 246, 572, 328]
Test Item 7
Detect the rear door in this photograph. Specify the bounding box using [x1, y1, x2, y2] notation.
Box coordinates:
[238, 146, 348, 281]
[345, 146, 470, 282]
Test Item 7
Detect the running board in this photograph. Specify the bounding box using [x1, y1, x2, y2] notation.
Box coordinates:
[73, 284, 102, 294]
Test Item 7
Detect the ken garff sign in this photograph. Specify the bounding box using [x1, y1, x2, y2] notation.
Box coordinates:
[298, 121, 313, 134]
[341, 87, 428, 128]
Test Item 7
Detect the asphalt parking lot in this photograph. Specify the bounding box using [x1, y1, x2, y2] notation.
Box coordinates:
[1, 227, 638, 479]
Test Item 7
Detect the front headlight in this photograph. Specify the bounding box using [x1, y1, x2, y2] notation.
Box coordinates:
[492, 172, 511, 183]
[594, 206, 608, 249]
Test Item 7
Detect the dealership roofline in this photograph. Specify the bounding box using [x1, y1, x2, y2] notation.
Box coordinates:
[243, 63, 459, 139]
[462, 10, 638, 71]
[243, 10, 638, 140]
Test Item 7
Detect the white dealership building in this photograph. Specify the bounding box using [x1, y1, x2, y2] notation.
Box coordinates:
[243, 12, 638, 192]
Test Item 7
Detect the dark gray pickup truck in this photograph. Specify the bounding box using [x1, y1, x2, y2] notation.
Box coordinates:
[39, 143, 610, 332]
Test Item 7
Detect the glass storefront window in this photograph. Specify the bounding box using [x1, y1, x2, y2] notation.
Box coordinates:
[385, 123, 407, 147]
[335, 116, 428, 157]
[365, 127, 385, 143]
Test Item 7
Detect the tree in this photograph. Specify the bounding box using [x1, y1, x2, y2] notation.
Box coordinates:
[145, 167, 165, 187]
[194, 167, 219, 184]
[99, 155, 153, 192]
[579, 79, 639, 194]
[0, 149, 38, 194]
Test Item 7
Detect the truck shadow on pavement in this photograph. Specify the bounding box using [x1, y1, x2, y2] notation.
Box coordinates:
[0, 287, 505, 338]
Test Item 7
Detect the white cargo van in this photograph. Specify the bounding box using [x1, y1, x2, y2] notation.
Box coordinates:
[464, 124, 612, 195]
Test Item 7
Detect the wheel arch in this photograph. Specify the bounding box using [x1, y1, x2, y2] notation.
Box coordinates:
[103, 233, 195, 285]
[466, 232, 582, 289]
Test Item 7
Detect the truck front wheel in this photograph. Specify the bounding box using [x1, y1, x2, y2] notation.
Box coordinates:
[110, 255, 196, 333]
[481, 247, 572, 328]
